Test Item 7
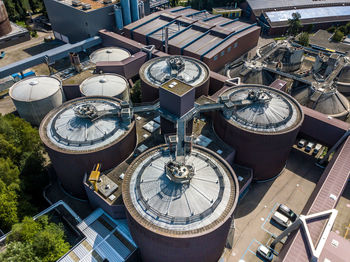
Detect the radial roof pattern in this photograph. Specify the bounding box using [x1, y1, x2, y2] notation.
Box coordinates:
[124, 146, 237, 234]
[80, 74, 128, 97]
[45, 98, 127, 151]
[141, 56, 209, 87]
[10, 76, 61, 102]
[220, 85, 302, 133]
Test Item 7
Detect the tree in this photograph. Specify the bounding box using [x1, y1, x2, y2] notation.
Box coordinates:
[0, 180, 19, 231]
[287, 12, 302, 36]
[131, 79, 142, 103]
[0, 158, 20, 186]
[332, 30, 344, 42]
[298, 32, 309, 47]
[7, 216, 71, 262]
[0, 241, 40, 262]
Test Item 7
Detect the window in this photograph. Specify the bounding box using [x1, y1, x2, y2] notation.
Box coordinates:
[234, 42, 238, 48]
[213, 55, 218, 61]
[227, 46, 232, 52]
[220, 50, 225, 56]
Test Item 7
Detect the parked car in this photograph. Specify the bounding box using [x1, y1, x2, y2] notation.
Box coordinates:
[298, 139, 306, 148]
[0, 51, 5, 59]
[277, 204, 297, 222]
[313, 143, 323, 155]
[271, 211, 291, 229]
[256, 245, 273, 262]
[305, 142, 315, 153]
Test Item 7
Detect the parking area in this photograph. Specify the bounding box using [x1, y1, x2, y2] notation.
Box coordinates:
[221, 147, 324, 261]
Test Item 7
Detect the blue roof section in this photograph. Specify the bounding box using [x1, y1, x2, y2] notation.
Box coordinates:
[266, 6, 350, 23]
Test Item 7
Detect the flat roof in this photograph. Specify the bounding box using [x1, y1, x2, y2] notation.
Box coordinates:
[247, 0, 350, 11]
[55, 0, 116, 12]
[266, 6, 350, 22]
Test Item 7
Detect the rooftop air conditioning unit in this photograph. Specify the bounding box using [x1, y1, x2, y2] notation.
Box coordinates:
[72, 0, 82, 6]
[103, 0, 112, 4]
[82, 3, 91, 10]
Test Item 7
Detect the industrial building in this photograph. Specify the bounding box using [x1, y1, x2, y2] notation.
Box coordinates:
[43, 0, 145, 43]
[9, 76, 66, 126]
[242, 0, 350, 35]
[124, 6, 260, 71]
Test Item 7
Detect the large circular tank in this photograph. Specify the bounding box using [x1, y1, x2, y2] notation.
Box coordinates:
[336, 64, 350, 95]
[90, 47, 131, 64]
[139, 56, 210, 102]
[39, 96, 136, 197]
[294, 84, 350, 119]
[80, 73, 129, 101]
[123, 145, 239, 262]
[214, 84, 304, 181]
[0, 1, 11, 36]
[9, 76, 66, 126]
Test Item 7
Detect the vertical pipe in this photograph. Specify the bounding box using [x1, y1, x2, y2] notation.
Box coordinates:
[138, 0, 145, 19]
[121, 0, 132, 26]
[130, 0, 140, 22]
[114, 5, 124, 30]
[164, 26, 169, 54]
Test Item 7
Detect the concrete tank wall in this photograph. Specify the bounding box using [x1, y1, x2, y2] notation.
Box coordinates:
[0, 1, 11, 36]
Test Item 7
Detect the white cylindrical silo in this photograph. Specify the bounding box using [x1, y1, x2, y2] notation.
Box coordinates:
[80, 73, 129, 101]
[9, 76, 66, 126]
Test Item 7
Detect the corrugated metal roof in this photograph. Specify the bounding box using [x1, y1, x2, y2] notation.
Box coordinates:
[10, 76, 61, 102]
[281, 136, 350, 261]
[58, 208, 136, 262]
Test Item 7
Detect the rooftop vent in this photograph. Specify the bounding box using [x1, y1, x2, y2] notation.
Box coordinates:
[82, 3, 91, 10]
[72, 0, 81, 6]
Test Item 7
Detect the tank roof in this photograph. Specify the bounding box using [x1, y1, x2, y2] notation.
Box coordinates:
[10, 76, 61, 102]
[140, 56, 209, 88]
[219, 84, 303, 133]
[123, 145, 238, 236]
[338, 64, 350, 83]
[41, 96, 130, 152]
[90, 47, 131, 64]
[80, 74, 128, 97]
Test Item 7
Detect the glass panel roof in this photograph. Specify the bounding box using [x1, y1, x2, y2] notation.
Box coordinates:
[266, 6, 350, 22]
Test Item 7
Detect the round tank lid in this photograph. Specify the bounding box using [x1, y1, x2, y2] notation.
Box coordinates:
[80, 74, 128, 97]
[90, 47, 131, 63]
[141, 56, 209, 87]
[124, 146, 237, 233]
[338, 64, 350, 83]
[220, 85, 302, 133]
[45, 97, 128, 151]
[10, 76, 61, 102]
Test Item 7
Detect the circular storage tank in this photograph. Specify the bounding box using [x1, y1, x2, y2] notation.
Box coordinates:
[139, 55, 210, 102]
[0, 0, 11, 36]
[336, 64, 350, 95]
[214, 84, 304, 181]
[80, 73, 129, 101]
[9, 76, 66, 126]
[123, 145, 239, 262]
[39, 96, 136, 197]
[90, 47, 131, 64]
[294, 84, 350, 119]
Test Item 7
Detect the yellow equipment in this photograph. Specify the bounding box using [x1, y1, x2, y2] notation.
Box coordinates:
[89, 163, 101, 192]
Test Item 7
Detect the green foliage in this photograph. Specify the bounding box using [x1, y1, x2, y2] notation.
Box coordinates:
[6, 216, 71, 262]
[0, 180, 19, 231]
[332, 30, 344, 42]
[4, 0, 46, 22]
[30, 30, 38, 37]
[0, 114, 48, 232]
[298, 32, 309, 47]
[327, 26, 337, 33]
[287, 12, 302, 36]
[0, 241, 40, 262]
[131, 79, 142, 103]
